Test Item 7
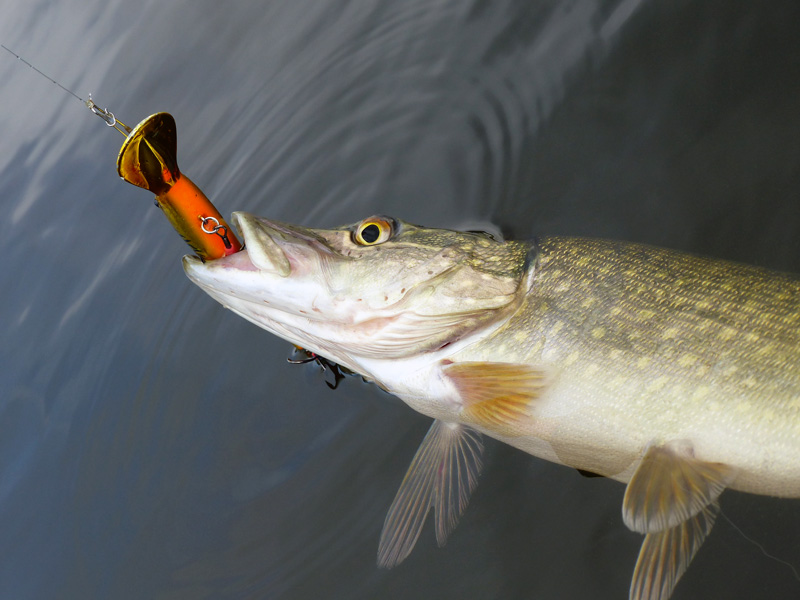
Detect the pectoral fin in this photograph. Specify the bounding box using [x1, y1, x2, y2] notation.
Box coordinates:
[443, 361, 550, 432]
[622, 441, 736, 533]
[377, 420, 484, 568]
[629, 501, 719, 600]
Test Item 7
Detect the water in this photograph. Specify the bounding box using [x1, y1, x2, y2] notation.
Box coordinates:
[1, 1, 799, 598]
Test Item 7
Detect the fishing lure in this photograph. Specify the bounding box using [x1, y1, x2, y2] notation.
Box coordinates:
[2, 44, 241, 262]
[114, 110, 242, 261]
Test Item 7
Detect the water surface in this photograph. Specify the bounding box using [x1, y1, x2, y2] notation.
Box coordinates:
[1, 1, 799, 598]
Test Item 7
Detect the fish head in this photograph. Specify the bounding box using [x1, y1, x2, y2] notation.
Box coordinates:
[183, 212, 535, 369]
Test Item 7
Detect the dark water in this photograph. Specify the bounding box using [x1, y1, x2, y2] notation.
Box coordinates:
[2, 1, 800, 598]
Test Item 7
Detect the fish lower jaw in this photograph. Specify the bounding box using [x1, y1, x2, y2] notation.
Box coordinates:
[182, 249, 263, 284]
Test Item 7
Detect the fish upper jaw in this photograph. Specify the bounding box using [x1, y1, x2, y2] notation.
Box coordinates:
[231, 212, 292, 277]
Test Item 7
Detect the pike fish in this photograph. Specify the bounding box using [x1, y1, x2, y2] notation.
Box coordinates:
[183, 213, 800, 599]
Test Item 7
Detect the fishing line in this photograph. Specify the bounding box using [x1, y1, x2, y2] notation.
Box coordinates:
[1, 43, 85, 103]
[1, 43, 131, 135]
[719, 507, 800, 584]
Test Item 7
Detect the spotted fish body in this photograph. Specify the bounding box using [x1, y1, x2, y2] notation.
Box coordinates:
[183, 213, 800, 600]
[448, 237, 800, 496]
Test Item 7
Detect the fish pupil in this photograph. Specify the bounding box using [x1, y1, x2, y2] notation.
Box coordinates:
[361, 224, 380, 243]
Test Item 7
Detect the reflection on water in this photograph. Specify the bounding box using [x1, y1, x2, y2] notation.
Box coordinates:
[1, 0, 799, 598]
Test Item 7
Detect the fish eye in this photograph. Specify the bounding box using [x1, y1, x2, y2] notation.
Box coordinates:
[354, 217, 393, 245]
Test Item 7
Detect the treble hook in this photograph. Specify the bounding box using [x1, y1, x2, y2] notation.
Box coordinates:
[287, 347, 350, 390]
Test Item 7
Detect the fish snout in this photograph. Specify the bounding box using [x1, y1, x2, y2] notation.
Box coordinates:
[231, 212, 291, 277]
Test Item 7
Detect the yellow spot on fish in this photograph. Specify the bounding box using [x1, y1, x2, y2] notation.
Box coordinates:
[755, 344, 775, 358]
[580, 297, 596, 309]
[563, 351, 581, 367]
[735, 401, 752, 414]
[529, 337, 545, 355]
[584, 363, 600, 376]
[550, 321, 565, 335]
[691, 385, 712, 402]
[678, 354, 697, 368]
[663, 327, 680, 340]
[646, 376, 670, 393]
[514, 331, 528, 343]
[636, 356, 652, 369]
[670, 383, 686, 398]
[718, 327, 736, 342]
[611, 374, 628, 388]
[638, 309, 656, 320]
[591, 327, 606, 340]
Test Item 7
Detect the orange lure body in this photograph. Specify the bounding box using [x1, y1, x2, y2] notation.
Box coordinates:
[116, 112, 242, 261]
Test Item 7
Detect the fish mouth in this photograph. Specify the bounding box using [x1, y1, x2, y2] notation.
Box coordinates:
[182, 211, 342, 296]
[183, 211, 307, 279]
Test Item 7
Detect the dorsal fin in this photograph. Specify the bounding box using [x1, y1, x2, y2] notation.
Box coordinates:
[377, 420, 484, 568]
[623, 441, 736, 533]
[442, 361, 550, 432]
